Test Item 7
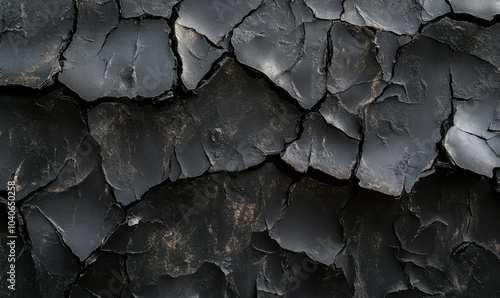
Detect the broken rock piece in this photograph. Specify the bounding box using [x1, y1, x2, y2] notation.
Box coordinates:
[175, 23, 225, 90]
[419, 0, 451, 21]
[337, 189, 409, 297]
[176, 0, 262, 44]
[103, 163, 291, 296]
[444, 127, 500, 177]
[269, 178, 355, 265]
[304, 0, 343, 20]
[0, 0, 74, 88]
[232, 0, 331, 109]
[327, 21, 384, 110]
[24, 137, 124, 261]
[423, 18, 500, 70]
[444, 53, 500, 177]
[119, 0, 180, 18]
[60, 0, 175, 101]
[282, 112, 359, 180]
[341, 0, 423, 35]
[21, 205, 82, 297]
[448, 0, 500, 20]
[356, 36, 452, 196]
[319, 93, 362, 140]
[375, 31, 412, 82]
[395, 169, 500, 296]
[69, 252, 131, 297]
[0, 92, 87, 200]
[89, 58, 300, 205]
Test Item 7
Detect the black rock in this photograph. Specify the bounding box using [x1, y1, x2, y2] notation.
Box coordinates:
[60, 0, 176, 100]
[0, 92, 87, 200]
[282, 112, 359, 180]
[0, 0, 74, 88]
[356, 36, 452, 196]
[88, 58, 300, 205]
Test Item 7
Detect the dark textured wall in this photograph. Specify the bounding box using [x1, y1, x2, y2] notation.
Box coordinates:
[0, 0, 499, 297]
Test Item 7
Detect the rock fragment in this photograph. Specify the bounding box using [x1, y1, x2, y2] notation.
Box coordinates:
[60, 1, 176, 101]
[269, 178, 355, 265]
[0, 92, 87, 200]
[356, 36, 452, 196]
[177, 0, 262, 44]
[448, 0, 500, 20]
[282, 113, 359, 180]
[233, 0, 331, 109]
[89, 59, 300, 205]
[0, 0, 74, 88]
[119, 0, 180, 18]
[23, 137, 124, 261]
[175, 23, 225, 90]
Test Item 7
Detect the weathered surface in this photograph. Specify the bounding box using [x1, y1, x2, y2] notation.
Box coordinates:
[0, 0, 74, 88]
[177, 0, 262, 44]
[423, 18, 500, 70]
[282, 112, 359, 180]
[328, 22, 385, 113]
[103, 163, 292, 296]
[341, 0, 447, 35]
[445, 53, 500, 177]
[0, 92, 87, 200]
[89, 59, 300, 205]
[448, 0, 500, 20]
[269, 178, 355, 265]
[60, 0, 175, 100]
[1, 1, 500, 296]
[23, 137, 124, 261]
[356, 36, 452, 196]
[119, 0, 180, 18]
[175, 23, 225, 90]
[232, 0, 330, 109]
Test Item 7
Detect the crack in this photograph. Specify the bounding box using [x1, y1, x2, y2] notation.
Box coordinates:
[53, 0, 79, 84]
[96, 20, 120, 57]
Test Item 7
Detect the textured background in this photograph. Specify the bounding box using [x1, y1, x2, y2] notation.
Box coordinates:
[0, 0, 499, 297]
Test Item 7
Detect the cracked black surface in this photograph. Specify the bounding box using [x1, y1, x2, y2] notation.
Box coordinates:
[0, 0, 499, 297]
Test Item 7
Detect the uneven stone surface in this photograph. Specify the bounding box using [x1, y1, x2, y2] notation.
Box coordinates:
[60, 0, 176, 100]
[0, 91, 87, 200]
[1, 1, 500, 297]
[282, 112, 359, 180]
[356, 36, 452, 196]
[175, 23, 225, 90]
[119, 0, 180, 18]
[0, 0, 75, 88]
[88, 59, 300, 205]
[232, 0, 330, 109]
[341, 0, 448, 35]
[448, 0, 500, 20]
[177, 0, 262, 44]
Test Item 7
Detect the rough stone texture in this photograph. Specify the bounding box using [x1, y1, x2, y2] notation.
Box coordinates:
[423, 18, 500, 70]
[0, 0, 75, 88]
[23, 137, 124, 261]
[448, 0, 500, 20]
[0, 91, 87, 201]
[341, 0, 448, 35]
[119, 0, 180, 18]
[177, 0, 262, 44]
[444, 53, 500, 177]
[60, 0, 175, 100]
[88, 58, 300, 205]
[328, 22, 385, 113]
[282, 112, 359, 180]
[175, 23, 225, 90]
[356, 36, 452, 196]
[232, 0, 330, 109]
[1, 1, 500, 297]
